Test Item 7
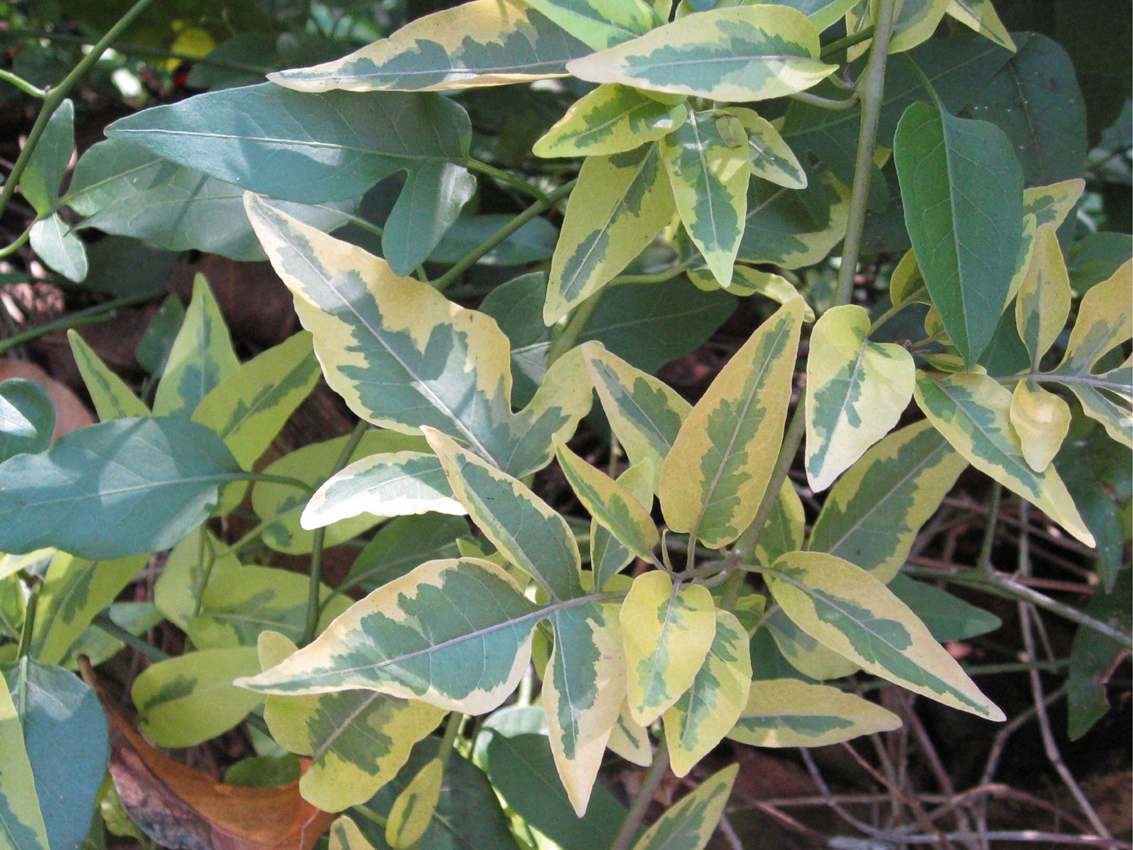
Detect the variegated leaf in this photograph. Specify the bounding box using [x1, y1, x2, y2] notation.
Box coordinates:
[914, 371, 1094, 546]
[386, 758, 444, 848]
[153, 528, 237, 631]
[754, 479, 806, 567]
[523, 0, 663, 51]
[546, 144, 675, 324]
[544, 600, 627, 815]
[238, 559, 542, 714]
[629, 763, 737, 850]
[0, 672, 49, 850]
[1009, 380, 1071, 473]
[426, 428, 584, 601]
[727, 678, 901, 747]
[259, 632, 446, 813]
[660, 299, 803, 548]
[566, 6, 836, 102]
[302, 452, 465, 530]
[663, 610, 751, 777]
[729, 108, 807, 189]
[1023, 178, 1085, 230]
[592, 461, 656, 590]
[329, 816, 377, 850]
[67, 331, 149, 420]
[877, 0, 950, 53]
[621, 571, 716, 726]
[808, 420, 966, 582]
[737, 170, 852, 269]
[607, 700, 653, 766]
[534, 84, 687, 158]
[945, 0, 1016, 51]
[766, 551, 1004, 720]
[661, 110, 750, 287]
[270, 0, 592, 92]
[805, 305, 915, 492]
[889, 249, 929, 308]
[1004, 213, 1039, 306]
[765, 607, 859, 680]
[1015, 224, 1071, 370]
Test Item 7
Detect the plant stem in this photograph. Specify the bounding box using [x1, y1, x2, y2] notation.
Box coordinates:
[462, 158, 550, 203]
[16, 591, 38, 660]
[978, 482, 1003, 580]
[431, 179, 576, 292]
[0, 223, 34, 258]
[92, 613, 168, 662]
[789, 91, 860, 111]
[222, 472, 316, 493]
[0, 0, 161, 223]
[437, 711, 464, 769]
[0, 289, 163, 354]
[609, 740, 670, 850]
[0, 69, 46, 98]
[820, 24, 876, 58]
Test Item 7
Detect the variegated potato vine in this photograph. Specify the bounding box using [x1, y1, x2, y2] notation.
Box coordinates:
[0, 0, 1129, 848]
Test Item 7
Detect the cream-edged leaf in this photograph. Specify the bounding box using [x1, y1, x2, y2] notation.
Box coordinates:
[945, 0, 1016, 51]
[535, 84, 687, 158]
[730, 108, 807, 189]
[629, 763, 737, 850]
[1009, 380, 1071, 473]
[523, 0, 663, 52]
[606, 700, 653, 766]
[1015, 224, 1072, 369]
[1023, 178, 1085, 230]
[67, 331, 150, 420]
[386, 758, 444, 848]
[591, 461, 656, 590]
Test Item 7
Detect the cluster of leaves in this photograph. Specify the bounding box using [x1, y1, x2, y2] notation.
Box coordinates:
[0, 0, 1129, 848]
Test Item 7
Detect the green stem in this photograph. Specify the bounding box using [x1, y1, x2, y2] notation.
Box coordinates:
[0, 69, 46, 98]
[977, 482, 1003, 580]
[789, 90, 860, 111]
[221, 472, 316, 493]
[0, 223, 34, 258]
[609, 739, 670, 850]
[462, 158, 550, 203]
[92, 613, 168, 662]
[964, 658, 1071, 677]
[352, 804, 389, 828]
[547, 290, 601, 365]
[608, 261, 693, 286]
[431, 179, 576, 292]
[0, 0, 162, 223]
[437, 711, 464, 770]
[0, 289, 163, 354]
[834, 0, 900, 307]
[820, 24, 876, 58]
[16, 591, 38, 660]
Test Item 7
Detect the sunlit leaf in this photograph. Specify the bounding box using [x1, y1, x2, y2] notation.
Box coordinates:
[67, 331, 150, 421]
[729, 108, 807, 190]
[629, 763, 737, 850]
[1009, 380, 1071, 472]
[535, 85, 687, 158]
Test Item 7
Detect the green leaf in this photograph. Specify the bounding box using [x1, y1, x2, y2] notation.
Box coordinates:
[0, 666, 49, 850]
[238, 558, 545, 715]
[766, 551, 1005, 720]
[67, 331, 150, 421]
[426, 428, 584, 601]
[629, 763, 737, 850]
[945, 0, 1015, 50]
[591, 462, 655, 590]
[567, 6, 835, 102]
[20, 99, 73, 215]
[386, 758, 443, 848]
[660, 299, 803, 548]
[773, 0, 860, 33]
[1067, 571, 1131, 739]
[805, 304, 915, 491]
[135, 294, 185, 377]
[428, 215, 558, 267]
[535, 85, 687, 158]
[1067, 232, 1133, 296]
[153, 274, 239, 418]
[660, 110, 750, 287]
[663, 610, 751, 777]
[346, 514, 466, 593]
[258, 632, 446, 813]
[729, 108, 807, 190]
[270, 0, 592, 92]
[2, 658, 107, 850]
[894, 98, 1024, 368]
[546, 144, 675, 324]
[621, 571, 717, 726]
[524, 0, 663, 50]
[29, 214, 88, 282]
[727, 678, 901, 747]
[808, 420, 967, 582]
[0, 391, 34, 440]
[886, 574, 1001, 642]
[0, 381, 54, 463]
[0, 417, 240, 560]
[132, 647, 263, 747]
[914, 371, 1095, 546]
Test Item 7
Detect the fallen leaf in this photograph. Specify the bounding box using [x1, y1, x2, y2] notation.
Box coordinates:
[0, 359, 94, 439]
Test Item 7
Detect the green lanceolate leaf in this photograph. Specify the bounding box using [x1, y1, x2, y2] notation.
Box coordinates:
[544, 600, 627, 815]
[30, 213, 87, 282]
[887, 574, 1001, 642]
[535, 84, 687, 158]
[660, 110, 751, 287]
[270, 0, 592, 92]
[808, 420, 967, 582]
[1009, 380, 1071, 473]
[259, 632, 446, 812]
[153, 274, 239, 417]
[914, 371, 1094, 546]
[20, 98, 73, 215]
[592, 462, 655, 590]
[805, 304, 915, 492]
[0, 381, 53, 463]
[238, 558, 544, 715]
[246, 197, 590, 478]
[621, 571, 716, 726]
[546, 143, 675, 324]
[1023, 178, 1085, 230]
[347, 515, 466, 593]
[555, 436, 659, 563]
[427, 429, 584, 600]
[567, 6, 835, 102]
[0, 417, 240, 560]
[629, 763, 737, 850]
[660, 299, 803, 548]
[386, 758, 443, 848]
[0, 669, 49, 850]
[727, 678, 901, 747]
[302, 452, 465, 530]
[663, 610, 751, 777]
[1015, 225, 1071, 370]
[766, 551, 1004, 720]
[524, 0, 663, 50]
[729, 108, 807, 190]
[945, 0, 1015, 50]
[893, 98, 1023, 367]
[582, 342, 691, 491]
[67, 331, 150, 420]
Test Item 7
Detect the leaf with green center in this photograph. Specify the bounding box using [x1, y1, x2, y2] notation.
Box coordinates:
[1009, 380, 1071, 472]
[1023, 178, 1085, 230]
[545, 144, 675, 324]
[238, 558, 546, 715]
[67, 331, 150, 421]
[607, 700, 653, 766]
[523, 0, 663, 50]
[592, 462, 655, 590]
[660, 299, 803, 548]
[426, 428, 584, 601]
[385, 758, 443, 848]
[621, 571, 716, 726]
[1047, 261, 1132, 448]
[20, 99, 73, 215]
[945, 0, 1015, 50]
[737, 170, 852, 269]
[534, 84, 687, 158]
[330, 816, 376, 850]
[764, 608, 859, 680]
[1067, 571, 1131, 739]
[1015, 225, 1072, 370]
[0, 667, 49, 850]
[30, 214, 87, 282]
[132, 647, 263, 747]
[660, 110, 750, 287]
[154, 274, 239, 417]
[544, 600, 627, 814]
[694, 266, 815, 319]
[755, 479, 805, 567]
[0, 381, 53, 463]
[270, 0, 592, 92]
[727, 678, 901, 747]
[808, 420, 967, 583]
[663, 610, 751, 777]
[728, 108, 807, 190]
[566, 6, 835, 102]
[766, 551, 1004, 719]
[258, 632, 446, 813]
[246, 197, 591, 477]
[153, 528, 237, 631]
[887, 574, 1001, 642]
[770, 0, 860, 33]
[875, 0, 950, 53]
[893, 98, 1023, 368]
[914, 371, 1094, 546]
[582, 342, 691, 492]
[629, 763, 737, 850]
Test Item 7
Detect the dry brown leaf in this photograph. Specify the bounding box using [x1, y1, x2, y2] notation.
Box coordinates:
[0, 359, 94, 438]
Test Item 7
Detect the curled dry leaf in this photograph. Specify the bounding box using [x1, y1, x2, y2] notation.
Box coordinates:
[0, 359, 94, 438]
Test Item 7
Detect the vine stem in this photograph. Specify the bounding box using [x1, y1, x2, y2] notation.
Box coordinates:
[0, 0, 161, 223]
[0, 69, 46, 99]
[0, 289, 163, 354]
[608, 740, 670, 850]
[820, 24, 876, 59]
[461, 158, 550, 203]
